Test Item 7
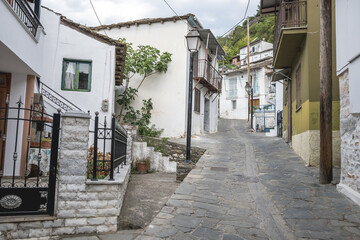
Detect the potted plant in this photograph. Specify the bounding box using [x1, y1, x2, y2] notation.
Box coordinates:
[136, 157, 150, 174]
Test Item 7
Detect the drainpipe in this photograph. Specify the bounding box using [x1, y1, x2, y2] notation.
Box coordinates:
[34, 0, 41, 19]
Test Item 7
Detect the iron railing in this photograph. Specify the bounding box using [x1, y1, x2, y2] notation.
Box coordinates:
[7, 0, 42, 37]
[194, 59, 222, 92]
[39, 81, 83, 112]
[274, 0, 307, 55]
[88, 112, 127, 181]
[0, 98, 60, 216]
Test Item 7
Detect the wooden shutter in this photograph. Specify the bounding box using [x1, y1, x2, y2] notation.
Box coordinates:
[193, 52, 198, 78]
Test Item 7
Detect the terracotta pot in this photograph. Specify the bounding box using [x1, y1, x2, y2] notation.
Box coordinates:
[136, 161, 148, 174]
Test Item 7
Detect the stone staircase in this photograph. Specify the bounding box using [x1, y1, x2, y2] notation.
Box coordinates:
[132, 142, 177, 173]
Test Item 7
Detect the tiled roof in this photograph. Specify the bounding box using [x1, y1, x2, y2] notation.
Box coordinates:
[60, 16, 126, 86]
[90, 14, 195, 31]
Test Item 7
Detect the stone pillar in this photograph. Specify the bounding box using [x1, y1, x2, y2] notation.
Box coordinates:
[56, 111, 91, 235]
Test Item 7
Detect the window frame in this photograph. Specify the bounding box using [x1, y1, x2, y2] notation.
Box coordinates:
[194, 88, 201, 113]
[61, 59, 92, 92]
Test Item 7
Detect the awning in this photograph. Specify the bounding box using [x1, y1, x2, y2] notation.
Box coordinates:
[272, 68, 291, 82]
[260, 0, 281, 14]
[198, 29, 226, 58]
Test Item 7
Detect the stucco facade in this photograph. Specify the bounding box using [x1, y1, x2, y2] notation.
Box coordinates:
[265, 0, 340, 166]
[94, 15, 223, 137]
[335, 0, 360, 205]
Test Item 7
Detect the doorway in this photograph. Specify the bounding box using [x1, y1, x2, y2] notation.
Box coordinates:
[204, 98, 210, 133]
[0, 73, 11, 172]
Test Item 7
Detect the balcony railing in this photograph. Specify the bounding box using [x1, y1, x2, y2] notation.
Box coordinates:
[7, 0, 42, 37]
[193, 59, 222, 92]
[274, 0, 307, 55]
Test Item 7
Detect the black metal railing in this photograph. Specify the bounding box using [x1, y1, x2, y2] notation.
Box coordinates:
[88, 112, 127, 181]
[274, 0, 307, 55]
[0, 97, 60, 216]
[7, 0, 42, 37]
[194, 59, 223, 92]
[39, 81, 83, 112]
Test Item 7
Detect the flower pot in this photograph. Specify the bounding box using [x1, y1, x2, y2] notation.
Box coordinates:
[136, 161, 148, 174]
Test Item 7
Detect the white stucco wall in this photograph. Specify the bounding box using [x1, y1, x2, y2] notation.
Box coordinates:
[336, 0, 360, 205]
[102, 20, 220, 137]
[0, 0, 45, 75]
[220, 66, 273, 120]
[3, 73, 27, 176]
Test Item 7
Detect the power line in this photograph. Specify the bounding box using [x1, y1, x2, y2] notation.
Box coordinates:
[162, 0, 193, 29]
[220, 0, 251, 38]
[89, 0, 108, 37]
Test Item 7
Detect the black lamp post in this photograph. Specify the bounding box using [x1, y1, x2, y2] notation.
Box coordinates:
[184, 29, 201, 164]
[245, 82, 254, 129]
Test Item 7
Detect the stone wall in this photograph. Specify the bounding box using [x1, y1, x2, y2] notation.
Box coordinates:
[337, 70, 360, 205]
[0, 111, 132, 239]
[139, 137, 206, 182]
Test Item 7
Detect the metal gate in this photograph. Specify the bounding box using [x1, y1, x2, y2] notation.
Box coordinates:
[0, 98, 60, 216]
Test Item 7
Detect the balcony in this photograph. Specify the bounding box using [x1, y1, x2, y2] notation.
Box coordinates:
[6, 0, 42, 37]
[273, 0, 307, 68]
[193, 59, 222, 93]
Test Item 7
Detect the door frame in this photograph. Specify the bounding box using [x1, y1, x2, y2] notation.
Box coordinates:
[0, 73, 11, 173]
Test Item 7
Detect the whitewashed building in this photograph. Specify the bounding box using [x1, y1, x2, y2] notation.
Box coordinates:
[220, 40, 276, 131]
[0, 1, 126, 177]
[335, 0, 360, 206]
[92, 14, 225, 137]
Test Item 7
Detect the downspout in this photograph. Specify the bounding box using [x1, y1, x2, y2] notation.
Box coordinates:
[34, 0, 41, 19]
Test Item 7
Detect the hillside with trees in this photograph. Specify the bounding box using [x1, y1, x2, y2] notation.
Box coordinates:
[217, 7, 275, 65]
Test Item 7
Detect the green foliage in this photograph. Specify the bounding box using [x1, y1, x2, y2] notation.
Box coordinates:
[118, 38, 172, 82]
[217, 6, 275, 63]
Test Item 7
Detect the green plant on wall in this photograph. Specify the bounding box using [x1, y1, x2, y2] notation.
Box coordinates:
[117, 38, 172, 120]
[117, 39, 171, 136]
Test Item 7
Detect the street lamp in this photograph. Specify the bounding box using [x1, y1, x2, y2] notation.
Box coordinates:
[245, 82, 254, 130]
[184, 28, 201, 164]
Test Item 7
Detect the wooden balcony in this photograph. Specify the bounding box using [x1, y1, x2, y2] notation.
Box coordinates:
[6, 0, 42, 37]
[193, 59, 222, 93]
[273, 0, 307, 68]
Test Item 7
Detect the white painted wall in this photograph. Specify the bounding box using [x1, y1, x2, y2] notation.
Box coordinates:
[102, 20, 220, 137]
[220, 66, 273, 120]
[0, 0, 45, 75]
[3, 73, 27, 176]
[336, 0, 360, 114]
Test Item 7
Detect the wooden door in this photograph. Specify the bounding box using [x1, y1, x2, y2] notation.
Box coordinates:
[0, 73, 10, 172]
[204, 98, 210, 133]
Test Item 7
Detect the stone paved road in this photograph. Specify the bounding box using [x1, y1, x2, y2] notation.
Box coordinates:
[136, 119, 360, 240]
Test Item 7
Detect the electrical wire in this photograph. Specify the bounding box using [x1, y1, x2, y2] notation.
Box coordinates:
[162, 0, 193, 29]
[220, 0, 251, 38]
[89, 0, 109, 37]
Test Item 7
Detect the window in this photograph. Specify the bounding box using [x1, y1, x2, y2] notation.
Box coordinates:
[226, 77, 237, 98]
[232, 100, 237, 110]
[251, 74, 259, 95]
[194, 88, 200, 113]
[62, 59, 92, 91]
[296, 65, 301, 110]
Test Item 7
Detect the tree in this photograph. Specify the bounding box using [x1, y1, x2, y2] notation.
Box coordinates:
[117, 38, 172, 119]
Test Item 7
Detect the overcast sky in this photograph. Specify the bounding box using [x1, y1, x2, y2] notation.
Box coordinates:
[43, 0, 259, 37]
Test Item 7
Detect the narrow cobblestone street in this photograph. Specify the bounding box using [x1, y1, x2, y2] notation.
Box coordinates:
[136, 119, 360, 240]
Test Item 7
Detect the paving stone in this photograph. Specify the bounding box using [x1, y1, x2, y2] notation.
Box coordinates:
[155, 228, 178, 238]
[172, 215, 202, 229]
[192, 227, 222, 240]
[222, 234, 245, 240]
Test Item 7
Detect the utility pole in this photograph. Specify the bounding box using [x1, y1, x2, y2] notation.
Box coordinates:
[247, 16, 251, 123]
[319, 0, 332, 184]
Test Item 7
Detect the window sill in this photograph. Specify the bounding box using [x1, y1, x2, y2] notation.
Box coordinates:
[194, 110, 200, 114]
